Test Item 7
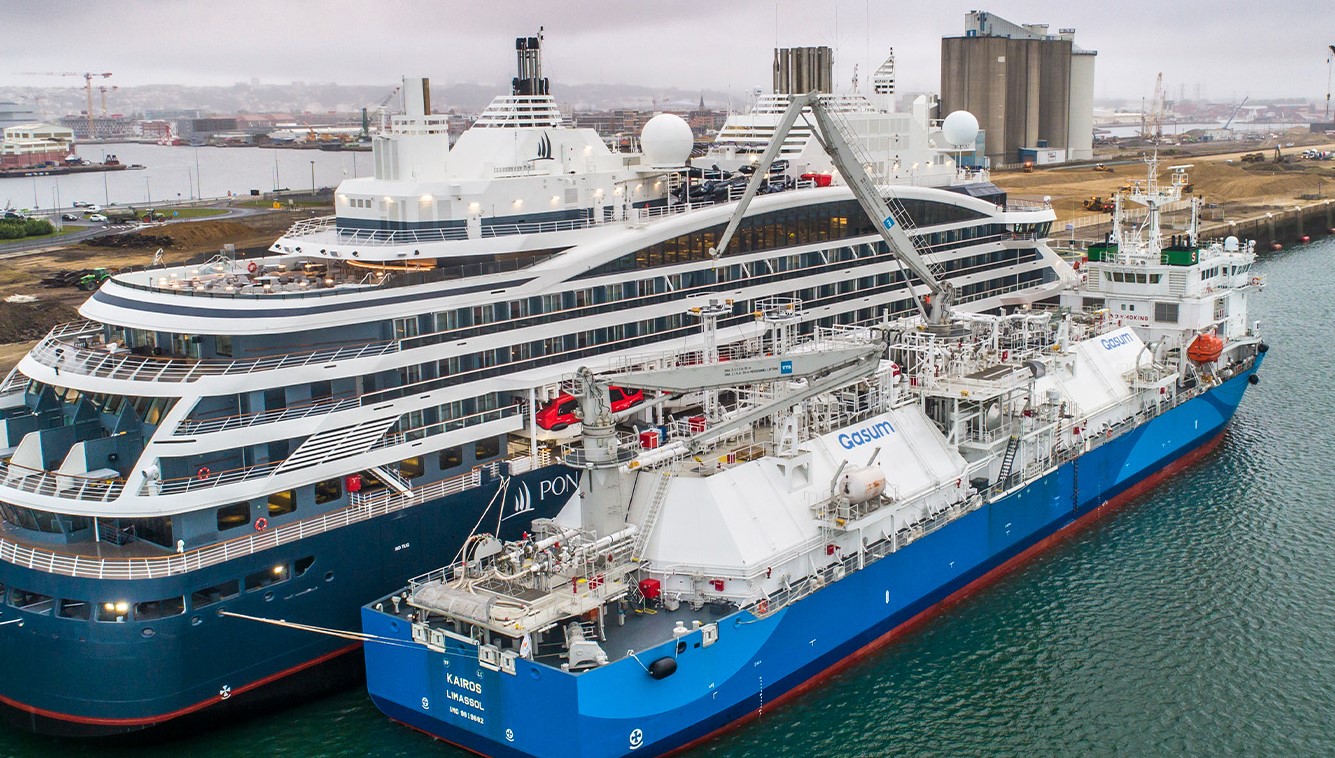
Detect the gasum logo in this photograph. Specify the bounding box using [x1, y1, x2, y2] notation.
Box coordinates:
[1099, 333, 1135, 350]
[628, 728, 645, 750]
[838, 420, 895, 449]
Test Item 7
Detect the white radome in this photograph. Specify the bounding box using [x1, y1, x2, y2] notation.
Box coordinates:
[941, 110, 980, 148]
[640, 114, 693, 168]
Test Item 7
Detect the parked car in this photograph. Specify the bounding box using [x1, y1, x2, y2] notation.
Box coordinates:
[87, 213, 108, 222]
[84, 204, 102, 213]
[61, 213, 80, 221]
[71, 201, 91, 208]
[535, 385, 645, 431]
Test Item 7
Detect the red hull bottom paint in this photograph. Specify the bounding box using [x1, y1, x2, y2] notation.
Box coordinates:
[0, 642, 363, 730]
[666, 428, 1231, 757]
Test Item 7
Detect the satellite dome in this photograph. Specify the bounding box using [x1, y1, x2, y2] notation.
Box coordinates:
[941, 110, 980, 148]
[1224, 236, 1240, 251]
[641, 113, 693, 168]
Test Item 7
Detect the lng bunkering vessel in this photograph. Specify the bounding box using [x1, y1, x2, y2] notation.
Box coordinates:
[359, 99, 1266, 757]
[0, 35, 1070, 735]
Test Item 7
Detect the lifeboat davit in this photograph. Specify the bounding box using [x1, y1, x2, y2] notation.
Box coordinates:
[1187, 332, 1224, 363]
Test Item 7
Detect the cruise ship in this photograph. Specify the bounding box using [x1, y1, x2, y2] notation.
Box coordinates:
[0, 36, 1071, 735]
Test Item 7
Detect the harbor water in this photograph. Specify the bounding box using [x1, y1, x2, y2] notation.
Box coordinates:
[0, 143, 364, 211]
[0, 237, 1331, 756]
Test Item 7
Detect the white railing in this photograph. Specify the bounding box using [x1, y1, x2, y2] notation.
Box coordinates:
[27, 328, 400, 384]
[0, 450, 556, 581]
[0, 457, 123, 502]
[280, 181, 820, 248]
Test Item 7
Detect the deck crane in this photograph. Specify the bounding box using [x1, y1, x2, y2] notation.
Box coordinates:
[14, 71, 112, 139]
[708, 92, 955, 326]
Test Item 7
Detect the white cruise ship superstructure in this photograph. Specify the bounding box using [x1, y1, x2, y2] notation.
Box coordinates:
[0, 35, 1071, 736]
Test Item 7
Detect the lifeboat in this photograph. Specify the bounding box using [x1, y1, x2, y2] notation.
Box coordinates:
[1186, 332, 1224, 363]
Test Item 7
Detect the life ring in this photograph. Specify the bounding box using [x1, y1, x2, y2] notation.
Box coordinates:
[254, 517, 268, 531]
[196, 466, 211, 480]
[755, 599, 769, 615]
[247, 261, 258, 273]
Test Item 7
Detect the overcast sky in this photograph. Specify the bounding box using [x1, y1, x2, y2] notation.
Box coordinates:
[4, 0, 1333, 103]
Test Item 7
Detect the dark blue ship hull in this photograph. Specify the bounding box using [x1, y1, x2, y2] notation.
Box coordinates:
[362, 357, 1263, 757]
[0, 465, 576, 736]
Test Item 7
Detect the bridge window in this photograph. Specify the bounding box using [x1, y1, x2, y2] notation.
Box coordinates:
[217, 503, 251, 531]
[315, 478, 342, 505]
[475, 437, 501, 460]
[8, 588, 53, 615]
[135, 597, 185, 621]
[267, 489, 296, 518]
[245, 565, 289, 591]
[57, 599, 91, 620]
[191, 579, 240, 609]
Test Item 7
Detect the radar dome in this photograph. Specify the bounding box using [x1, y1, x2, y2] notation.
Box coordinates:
[1224, 236, 1240, 251]
[941, 110, 980, 148]
[641, 114, 693, 168]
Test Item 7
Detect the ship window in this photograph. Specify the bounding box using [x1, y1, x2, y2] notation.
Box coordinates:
[8, 588, 53, 615]
[217, 503, 251, 531]
[57, 599, 91, 620]
[475, 436, 500, 460]
[267, 490, 296, 517]
[191, 580, 240, 608]
[295, 556, 316, 577]
[439, 446, 463, 470]
[215, 334, 233, 358]
[1154, 302, 1179, 323]
[399, 457, 424, 479]
[315, 478, 342, 504]
[245, 565, 289, 591]
[135, 597, 185, 621]
[96, 600, 132, 623]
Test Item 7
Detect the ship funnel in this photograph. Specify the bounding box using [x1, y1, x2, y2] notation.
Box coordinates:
[773, 46, 833, 94]
[402, 77, 431, 117]
[513, 31, 550, 96]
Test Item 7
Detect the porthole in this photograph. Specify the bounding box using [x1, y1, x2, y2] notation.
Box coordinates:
[190, 616, 202, 627]
[141, 627, 156, 638]
[324, 571, 335, 583]
[263, 591, 275, 602]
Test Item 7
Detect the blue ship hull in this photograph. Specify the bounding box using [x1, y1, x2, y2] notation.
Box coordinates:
[362, 357, 1263, 757]
[0, 465, 576, 736]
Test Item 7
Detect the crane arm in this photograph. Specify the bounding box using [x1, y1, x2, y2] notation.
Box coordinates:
[707, 92, 950, 322]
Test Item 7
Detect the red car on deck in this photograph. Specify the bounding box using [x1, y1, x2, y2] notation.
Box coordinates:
[535, 386, 645, 430]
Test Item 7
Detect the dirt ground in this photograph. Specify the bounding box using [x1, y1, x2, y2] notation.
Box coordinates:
[993, 136, 1335, 224]
[0, 210, 302, 372]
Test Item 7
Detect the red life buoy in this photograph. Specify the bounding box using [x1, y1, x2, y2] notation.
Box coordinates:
[247, 261, 258, 273]
[755, 599, 769, 615]
[196, 466, 211, 480]
[255, 517, 268, 531]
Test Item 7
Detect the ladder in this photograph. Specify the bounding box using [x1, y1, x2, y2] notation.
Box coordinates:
[996, 435, 1020, 486]
[632, 471, 674, 561]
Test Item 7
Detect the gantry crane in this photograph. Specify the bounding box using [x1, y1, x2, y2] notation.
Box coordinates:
[14, 71, 113, 138]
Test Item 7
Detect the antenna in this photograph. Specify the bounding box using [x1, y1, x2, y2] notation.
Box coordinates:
[1326, 44, 1334, 121]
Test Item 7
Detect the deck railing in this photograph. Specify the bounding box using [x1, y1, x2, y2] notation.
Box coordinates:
[27, 326, 400, 384]
[0, 449, 554, 581]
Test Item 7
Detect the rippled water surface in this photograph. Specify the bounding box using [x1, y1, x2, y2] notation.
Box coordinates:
[2, 238, 1331, 757]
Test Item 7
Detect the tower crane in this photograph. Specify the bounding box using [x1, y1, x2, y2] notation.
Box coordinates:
[98, 85, 118, 116]
[14, 71, 113, 139]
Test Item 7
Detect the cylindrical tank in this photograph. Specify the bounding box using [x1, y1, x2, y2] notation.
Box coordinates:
[840, 465, 887, 504]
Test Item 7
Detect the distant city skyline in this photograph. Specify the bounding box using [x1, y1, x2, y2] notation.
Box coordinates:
[4, 0, 1333, 104]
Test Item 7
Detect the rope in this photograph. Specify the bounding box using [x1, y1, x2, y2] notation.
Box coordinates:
[218, 610, 422, 651]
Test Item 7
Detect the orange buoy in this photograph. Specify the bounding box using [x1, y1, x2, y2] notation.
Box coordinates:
[1187, 332, 1224, 363]
[1299, 235, 1310, 243]
[1271, 242, 1284, 251]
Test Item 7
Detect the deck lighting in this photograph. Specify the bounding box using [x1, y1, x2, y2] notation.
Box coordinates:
[273, 565, 286, 576]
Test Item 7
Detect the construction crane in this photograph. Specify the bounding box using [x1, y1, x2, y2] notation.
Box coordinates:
[1223, 96, 1248, 130]
[15, 71, 112, 139]
[1143, 72, 1166, 143]
[368, 84, 402, 137]
[98, 85, 118, 116]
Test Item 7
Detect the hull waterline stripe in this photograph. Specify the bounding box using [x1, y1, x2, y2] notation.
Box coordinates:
[0, 642, 362, 727]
